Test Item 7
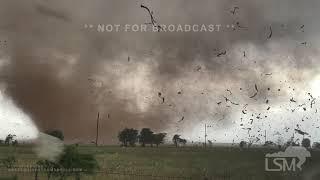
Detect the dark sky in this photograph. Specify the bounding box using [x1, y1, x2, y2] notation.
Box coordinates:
[0, 0, 319, 144]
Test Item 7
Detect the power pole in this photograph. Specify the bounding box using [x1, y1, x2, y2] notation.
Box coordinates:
[204, 124, 207, 148]
[95, 112, 100, 147]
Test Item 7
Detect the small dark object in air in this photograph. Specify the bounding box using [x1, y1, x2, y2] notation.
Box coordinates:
[267, 26, 273, 39]
[217, 50, 227, 57]
[230, 7, 239, 15]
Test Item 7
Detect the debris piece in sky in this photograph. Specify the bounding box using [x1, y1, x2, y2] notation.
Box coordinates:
[140, 4, 162, 32]
[178, 116, 184, 123]
[290, 98, 296, 103]
[230, 7, 239, 15]
[217, 50, 227, 57]
[196, 66, 202, 71]
[300, 25, 305, 32]
[267, 26, 273, 39]
[254, 84, 258, 92]
[294, 129, 309, 136]
[35, 4, 71, 22]
[308, 93, 316, 108]
[249, 84, 258, 98]
[223, 96, 239, 105]
[226, 89, 232, 95]
[235, 22, 248, 29]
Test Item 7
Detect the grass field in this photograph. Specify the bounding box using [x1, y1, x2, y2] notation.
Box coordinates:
[0, 145, 319, 180]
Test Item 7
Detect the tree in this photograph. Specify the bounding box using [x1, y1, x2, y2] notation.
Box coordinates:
[172, 134, 187, 147]
[58, 146, 99, 180]
[118, 128, 138, 147]
[180, 138, 187, 146]
[45, 130, 64, 141]
[312, 142, 320, 149]
[127, 129, 139, 147]
[239, 141, 247, 149]
[4, 134, 16, 145]
[263, 141, 276, 147]
[139, 128, 154, 147]
[172, 134, 180, 147]
[302, 138, 311, 148]
[12, 140, 18, 146]
[153, 133, 166, 147]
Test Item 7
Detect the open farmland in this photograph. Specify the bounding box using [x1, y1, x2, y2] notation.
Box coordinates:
[0, 145, 319, 180]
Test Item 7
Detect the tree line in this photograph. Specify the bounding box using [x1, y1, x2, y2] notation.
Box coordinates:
[118, 128, 187, 147]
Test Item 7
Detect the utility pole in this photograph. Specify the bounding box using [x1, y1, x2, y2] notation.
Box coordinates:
[204, 124, 207, 148]
[95, 112, 100, 147]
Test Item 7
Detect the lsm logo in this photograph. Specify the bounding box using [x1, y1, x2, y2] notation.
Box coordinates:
[265, 146, 311, 172]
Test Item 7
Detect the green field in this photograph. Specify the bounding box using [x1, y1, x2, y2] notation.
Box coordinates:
[0, 145, 319, 180]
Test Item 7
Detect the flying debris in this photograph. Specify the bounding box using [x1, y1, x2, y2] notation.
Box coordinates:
[308, 93, 316, 108]
[267, 26, 273, 39]
[178, 116, 184, 123]
[140, 4, 162, 32]
[249, 84, 258, 98]
[196, 66, 202, 71]
[300, 25, 305, 32]
[290, 98, 296, 103]
[35, 4, 71, 22]
[235, 22, 248, 30]
[242, 104, 248, 114]
[223, 96, 239, 105]
[230, 7, 239, 15]
[294, 129, 309, 136]
[226, 89, 232, 95]
[217, 50, 227, 57]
